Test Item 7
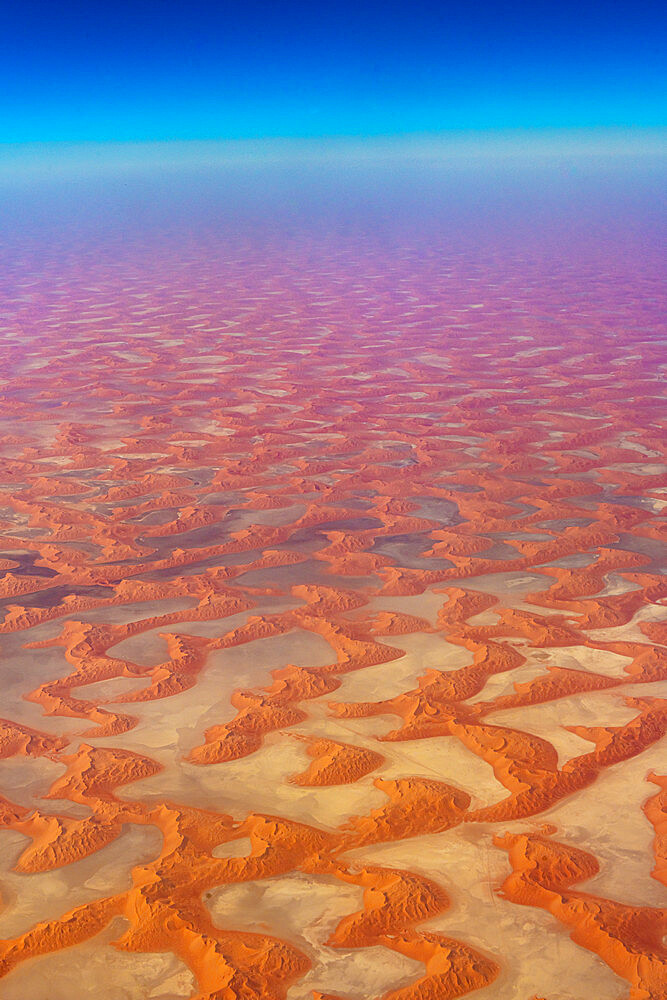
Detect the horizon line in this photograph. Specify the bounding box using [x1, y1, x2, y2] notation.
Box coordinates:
[1, 127, 665, 182]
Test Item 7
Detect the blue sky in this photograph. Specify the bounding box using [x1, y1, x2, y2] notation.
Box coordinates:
[2, 0, 665, 142]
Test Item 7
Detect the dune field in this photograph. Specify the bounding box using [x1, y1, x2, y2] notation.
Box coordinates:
[0, 173, 665, 999]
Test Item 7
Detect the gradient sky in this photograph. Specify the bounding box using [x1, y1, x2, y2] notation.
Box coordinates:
[2, 0, 666, 142]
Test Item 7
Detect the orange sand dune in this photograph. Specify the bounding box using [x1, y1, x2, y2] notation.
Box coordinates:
[341, 777, 470, 846]
[289, 736, 384, 786]
[495, 828, 667, 999]
[378, 933, 499, 1000]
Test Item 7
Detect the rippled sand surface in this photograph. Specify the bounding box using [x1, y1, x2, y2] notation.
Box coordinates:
[0, 159, 665, 999]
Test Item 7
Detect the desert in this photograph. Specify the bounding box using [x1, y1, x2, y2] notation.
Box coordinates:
[0, 166, 664, 1000]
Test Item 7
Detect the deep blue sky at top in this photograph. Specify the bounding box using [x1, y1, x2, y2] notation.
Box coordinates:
[2, 0, 665, 142]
